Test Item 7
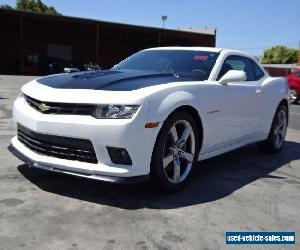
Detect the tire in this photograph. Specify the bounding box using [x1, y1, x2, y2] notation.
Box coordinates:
[150, 111, 201, 192]
[288, 88, 298, 104]
[258, 104, 288, 153]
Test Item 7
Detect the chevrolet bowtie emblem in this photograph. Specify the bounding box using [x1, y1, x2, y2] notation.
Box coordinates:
[38, 103, 50, 112]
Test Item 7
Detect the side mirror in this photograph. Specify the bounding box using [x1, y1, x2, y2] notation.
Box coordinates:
[219, 70, 247, 84]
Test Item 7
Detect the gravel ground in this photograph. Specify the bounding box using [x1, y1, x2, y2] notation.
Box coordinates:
[0, 75, 299, 250]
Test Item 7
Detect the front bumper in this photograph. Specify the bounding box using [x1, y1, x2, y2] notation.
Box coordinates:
[11, 94, 161, 182]
[8, 144, 149, 184]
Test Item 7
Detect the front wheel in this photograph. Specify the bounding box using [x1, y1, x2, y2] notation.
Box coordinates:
[258, 104, 288, 153]
[150, 111, 200, 192]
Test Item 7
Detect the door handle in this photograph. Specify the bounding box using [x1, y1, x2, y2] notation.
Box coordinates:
[255, 89, 262, 95]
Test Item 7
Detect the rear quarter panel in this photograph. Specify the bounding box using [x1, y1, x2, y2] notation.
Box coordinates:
[260, 76, 289, 135]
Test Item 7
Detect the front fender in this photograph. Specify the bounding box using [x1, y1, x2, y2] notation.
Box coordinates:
[147, 90, 197, 122]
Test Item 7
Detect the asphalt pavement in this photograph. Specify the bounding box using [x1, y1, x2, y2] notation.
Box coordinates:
[290, 104, 300, 130]
[0, 75, 299, 250]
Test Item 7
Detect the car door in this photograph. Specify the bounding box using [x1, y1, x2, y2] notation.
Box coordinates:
[211, 55, 263, 150]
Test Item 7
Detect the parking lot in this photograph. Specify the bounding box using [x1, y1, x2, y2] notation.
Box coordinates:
[0, 75, 299, 249]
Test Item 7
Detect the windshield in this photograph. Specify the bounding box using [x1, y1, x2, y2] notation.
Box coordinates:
[113, 50, 219, 80]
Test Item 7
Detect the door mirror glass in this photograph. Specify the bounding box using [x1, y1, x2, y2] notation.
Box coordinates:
[219, 70, 246, 84]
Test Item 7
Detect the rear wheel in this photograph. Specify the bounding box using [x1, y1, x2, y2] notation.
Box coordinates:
[150, 111, 200, 192]
[258, 104, 288, 153]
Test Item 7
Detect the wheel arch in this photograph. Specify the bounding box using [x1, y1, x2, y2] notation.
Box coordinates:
[154, 105, 204, 155]
[148, 90, 205, 164]
[279, 98, 288, 109]
[164, 105, 203, 142]
[149, 104, 204, 188]
[266, 98, 289, 135]
[278, 98, 289, 123]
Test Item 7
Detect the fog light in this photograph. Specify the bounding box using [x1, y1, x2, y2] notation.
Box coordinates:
[107, 147, 132, 165]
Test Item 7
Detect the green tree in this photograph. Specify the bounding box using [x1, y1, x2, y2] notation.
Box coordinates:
[262, 46, 298, 64]
[0, 4, 14, 9]
[0, 0, 61, 15]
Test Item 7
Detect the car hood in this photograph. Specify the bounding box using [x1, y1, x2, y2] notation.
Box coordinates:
[37, 69, 195, 91]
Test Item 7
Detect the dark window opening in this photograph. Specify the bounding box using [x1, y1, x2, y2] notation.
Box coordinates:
[217, 55, 256, 81]
[251, 61, 265, 80]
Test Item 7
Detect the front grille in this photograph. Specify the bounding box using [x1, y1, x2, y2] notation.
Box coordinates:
[17, 124, 98, 164]
[24, 94, 94, 115]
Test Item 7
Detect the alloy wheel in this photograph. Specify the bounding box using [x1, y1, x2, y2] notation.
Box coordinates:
[272, 108, 287, 149]
[162, 120, 195, 184]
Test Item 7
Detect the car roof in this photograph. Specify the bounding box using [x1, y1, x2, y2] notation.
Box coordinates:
[145, 46, 247, 54]
[145, 46, 223, 53]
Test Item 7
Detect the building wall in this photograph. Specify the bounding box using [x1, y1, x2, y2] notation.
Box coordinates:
[0, 12, 21, 74]
[0, 9, 216, 75]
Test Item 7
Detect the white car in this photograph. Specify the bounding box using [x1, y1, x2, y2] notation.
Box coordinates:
[10, 47, 289, 192]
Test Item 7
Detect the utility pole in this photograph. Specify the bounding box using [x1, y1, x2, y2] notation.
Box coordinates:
[162, 16, 167, 29]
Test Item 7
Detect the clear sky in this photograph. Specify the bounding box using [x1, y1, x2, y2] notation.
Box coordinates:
[1, 0, 299, 56]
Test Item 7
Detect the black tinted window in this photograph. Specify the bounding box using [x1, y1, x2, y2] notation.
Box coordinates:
[217, 56, 255, 81]
[114, 50, 219, 80]
[252, 61, 265, 80]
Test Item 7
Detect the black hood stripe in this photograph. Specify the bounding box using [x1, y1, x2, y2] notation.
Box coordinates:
[37, 69, 194, 91]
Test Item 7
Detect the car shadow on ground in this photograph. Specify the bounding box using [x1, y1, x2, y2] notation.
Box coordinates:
[17, 141, 300, 210]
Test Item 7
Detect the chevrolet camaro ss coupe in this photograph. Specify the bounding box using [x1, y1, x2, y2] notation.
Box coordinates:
[10, 47, 289, 192]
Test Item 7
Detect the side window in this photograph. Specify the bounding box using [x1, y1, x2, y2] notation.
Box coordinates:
[251, 61, 265, 80]
[217, 56, 255, 81]
[295, 72, 300, 78]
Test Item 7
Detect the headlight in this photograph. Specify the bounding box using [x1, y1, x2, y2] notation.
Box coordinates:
[92, 105, 140, 119]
